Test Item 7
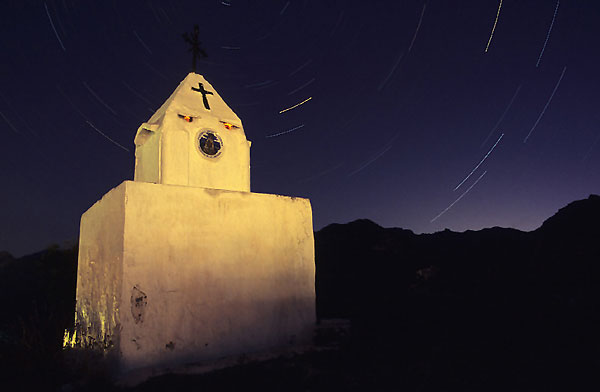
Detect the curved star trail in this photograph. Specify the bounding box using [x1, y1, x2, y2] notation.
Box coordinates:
[44, 3, 66, 51]
[407, 3, 427, 54]
[287, 78, 315, 96]
[455, 133, 504, 191]
[485, 0, 503, 53]
[288, 59, 312, 76]
[536, 0, 560, 68]
[348, 133, 401, 177]
[266, 124, 305, 138]
[347, 143, 395, 177]
[0, 111, 22, 135]
[279, 97, 312, 113]
[85, 121, 130, 152]
[133, 30, 153, 55]
[524, 66, 567, 143]
[83, 81, 118, 116]
[378, 51, 404, 92]
[480, 85, 521, 148]
[432, 171, 488, 223]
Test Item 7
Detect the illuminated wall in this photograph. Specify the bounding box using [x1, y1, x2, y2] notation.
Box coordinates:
[73, 181, 315, 373]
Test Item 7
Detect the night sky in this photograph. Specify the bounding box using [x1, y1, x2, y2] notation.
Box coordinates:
[1, 0, 599, 257]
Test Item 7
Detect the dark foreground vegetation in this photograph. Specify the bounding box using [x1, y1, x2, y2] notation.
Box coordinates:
[1, 195, 599, 391]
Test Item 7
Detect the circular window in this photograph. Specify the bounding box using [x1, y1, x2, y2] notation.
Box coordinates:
[198, 130, 223, 158]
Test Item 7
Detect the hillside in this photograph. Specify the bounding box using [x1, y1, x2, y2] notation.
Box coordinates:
[315, 194, 600, 390]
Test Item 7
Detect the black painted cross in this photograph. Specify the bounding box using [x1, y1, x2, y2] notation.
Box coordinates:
[192, 83, 214, 110]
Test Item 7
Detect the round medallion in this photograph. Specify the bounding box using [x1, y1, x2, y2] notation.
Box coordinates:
[198, 130, 223, 158]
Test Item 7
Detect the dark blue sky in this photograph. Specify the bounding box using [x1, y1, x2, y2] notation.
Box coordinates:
[1, 0, 598, 257]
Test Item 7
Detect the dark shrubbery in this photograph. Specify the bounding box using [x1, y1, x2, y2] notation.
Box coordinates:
[0, 244, 78, 389]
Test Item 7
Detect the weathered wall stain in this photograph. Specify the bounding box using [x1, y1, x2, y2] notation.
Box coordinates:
[132, 338, 141, 350]
[131, 286, 147, 323]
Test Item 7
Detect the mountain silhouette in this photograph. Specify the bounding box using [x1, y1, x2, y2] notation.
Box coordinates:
[315, 194, 600, 390]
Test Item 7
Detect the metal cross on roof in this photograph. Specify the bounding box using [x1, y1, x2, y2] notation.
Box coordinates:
[182, 24, 208, 73]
